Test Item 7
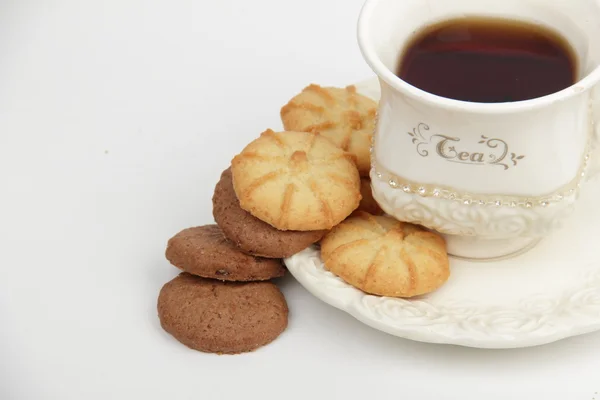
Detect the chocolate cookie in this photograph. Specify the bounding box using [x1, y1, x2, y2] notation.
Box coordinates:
[165, 225, 285, 281]
[157, 273, 289, 354]
[212, 168, 326, 258]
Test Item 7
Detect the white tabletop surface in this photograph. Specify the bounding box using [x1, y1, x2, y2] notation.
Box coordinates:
[1, 1, 599, 399]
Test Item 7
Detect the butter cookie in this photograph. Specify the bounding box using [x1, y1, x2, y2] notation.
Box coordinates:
[213, 168, 326, 258]
[320, 212, 450, 298]
[280, 84, 377, 176]
[231, 130, 361, 231]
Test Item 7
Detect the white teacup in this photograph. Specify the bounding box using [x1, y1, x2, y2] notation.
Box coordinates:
[357, 0, 600, 260]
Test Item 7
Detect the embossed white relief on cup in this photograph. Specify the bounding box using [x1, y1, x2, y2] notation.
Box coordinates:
[408, 123, 526, 170]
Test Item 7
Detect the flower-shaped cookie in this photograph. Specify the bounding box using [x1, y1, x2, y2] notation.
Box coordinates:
[320, 212, 450, 298]
[231, 130, 361, 231]
[280, 84, 378, 176]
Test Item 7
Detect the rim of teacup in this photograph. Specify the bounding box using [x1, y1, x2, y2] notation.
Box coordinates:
[357, 0, 600, 114]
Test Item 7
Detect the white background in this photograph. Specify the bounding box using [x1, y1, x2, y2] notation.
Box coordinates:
[1, 0, 599, 399]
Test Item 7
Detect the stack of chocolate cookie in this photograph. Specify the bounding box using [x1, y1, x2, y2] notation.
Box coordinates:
[157, 223, 290, 355]
[157, 84, 384, 355]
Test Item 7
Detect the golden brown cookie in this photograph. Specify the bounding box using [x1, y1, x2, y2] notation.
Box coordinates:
[165, 225, 285, 281]
[157, 273, 288, 354]
[355, 177, 384, 216]
[213, 168, 326, 258]
[280, 84, 378, 176]
[231, 129, 361, 231]
[320, 212, 450, 298]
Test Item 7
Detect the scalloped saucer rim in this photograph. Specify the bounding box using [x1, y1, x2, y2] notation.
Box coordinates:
[284, 244, 600, 348]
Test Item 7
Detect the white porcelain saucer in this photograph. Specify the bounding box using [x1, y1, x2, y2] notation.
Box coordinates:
[283, 78, 600, 349]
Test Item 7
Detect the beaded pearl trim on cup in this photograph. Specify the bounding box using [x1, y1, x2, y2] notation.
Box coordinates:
[370, 156, 588, 209]
[369, 111, 594, 210]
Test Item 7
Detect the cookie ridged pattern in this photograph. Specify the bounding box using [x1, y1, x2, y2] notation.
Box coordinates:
[231, 129, 361, 231]
[212, 168, 326, 258]
[280, 84, 377, 176]
[320, 212, 450, 298]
